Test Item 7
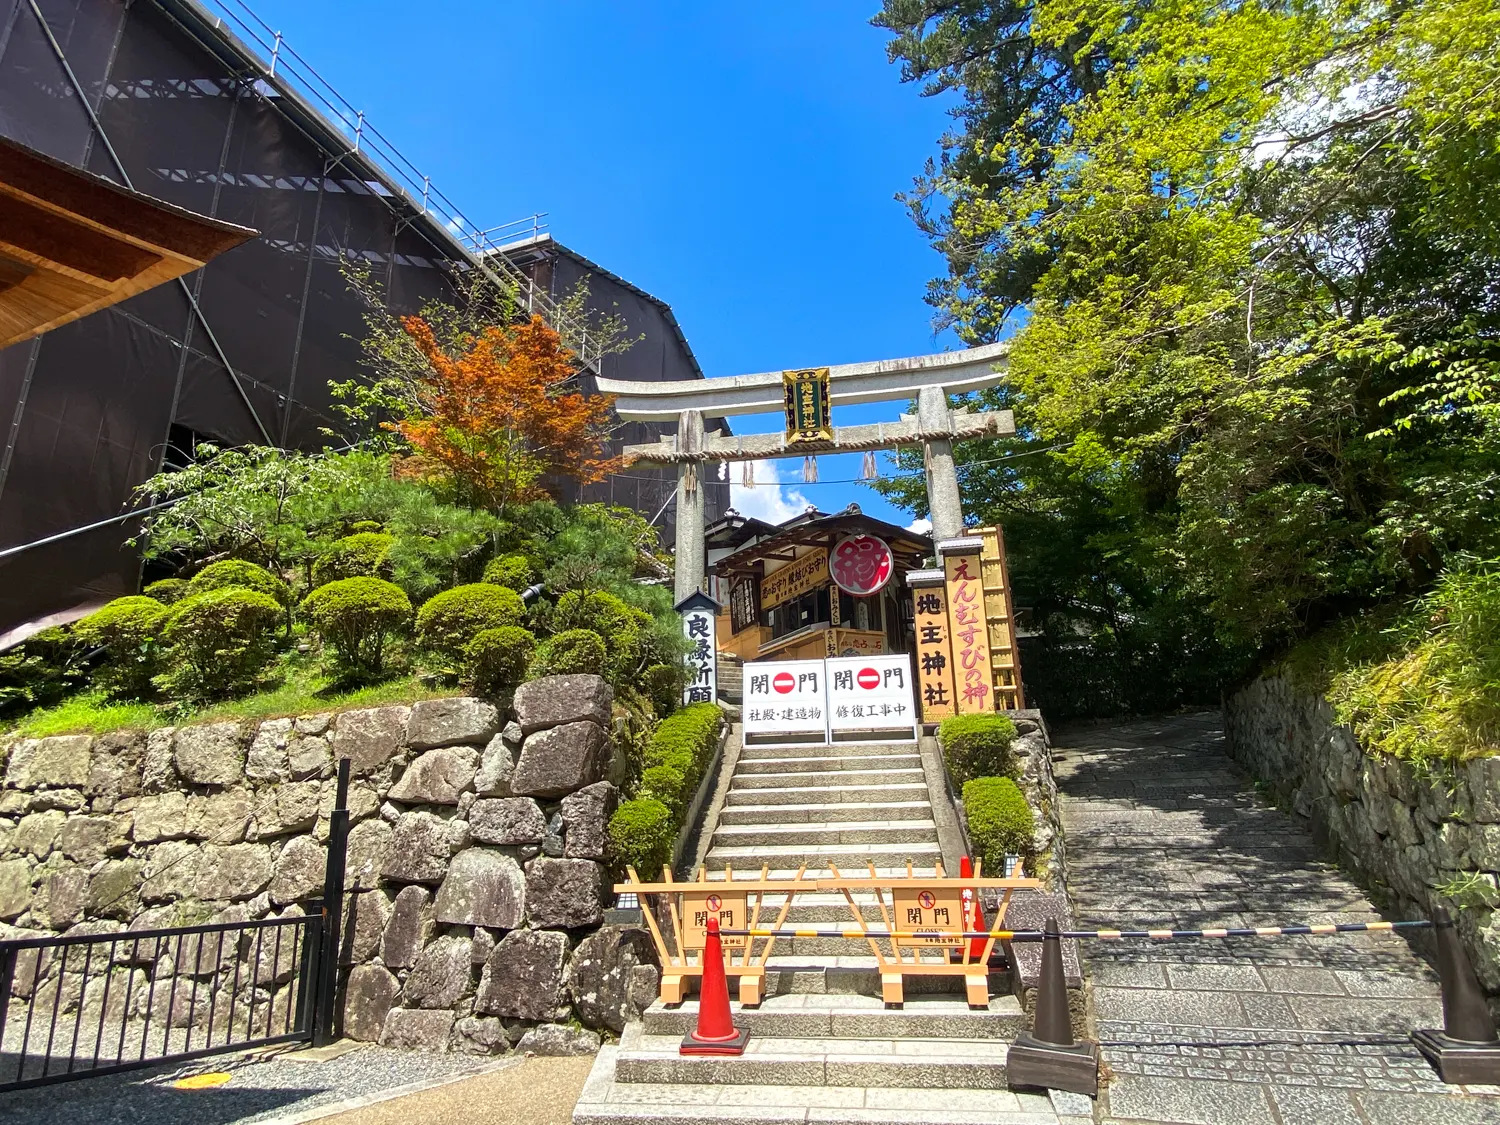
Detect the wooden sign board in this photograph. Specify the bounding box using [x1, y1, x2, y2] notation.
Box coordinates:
[761, 549, 829, 609]
[783, 367, 833, 446]
[682, 889, 748, 950]
[943, 549, 995, 713]
[891, 885, 965, 948]
[909, 575, 956, 722]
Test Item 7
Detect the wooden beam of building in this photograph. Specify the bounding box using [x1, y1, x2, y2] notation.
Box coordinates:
[597, 340, 1010, 422]
[623, 409, 1016, 466]
[0, 135, 257, 350]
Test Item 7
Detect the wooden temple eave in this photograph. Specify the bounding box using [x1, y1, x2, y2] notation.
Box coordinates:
[0, 135, 257, 349]
[710, 517, 931, 580]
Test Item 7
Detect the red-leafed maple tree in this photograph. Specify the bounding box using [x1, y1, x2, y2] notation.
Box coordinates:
[392, 312, 620, 512]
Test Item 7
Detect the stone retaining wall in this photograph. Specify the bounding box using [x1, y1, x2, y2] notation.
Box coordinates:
[1226, 673, 1500, 1004]
[0, 674, 658, 1056]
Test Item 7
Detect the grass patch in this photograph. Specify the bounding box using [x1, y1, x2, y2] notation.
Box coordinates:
[8, 651, 457, 738]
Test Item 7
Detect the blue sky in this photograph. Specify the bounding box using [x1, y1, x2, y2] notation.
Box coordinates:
[244, 0, 959, 529]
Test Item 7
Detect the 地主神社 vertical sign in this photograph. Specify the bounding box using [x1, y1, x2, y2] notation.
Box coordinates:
[743, 658, 826, 739]
[907, 569, 956, 722]
[941, 539, 995, 713]
[783, 367, 833, 446]
[675, 591, 720, 705]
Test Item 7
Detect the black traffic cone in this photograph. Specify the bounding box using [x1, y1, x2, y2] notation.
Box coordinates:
[1006, 917, 1098, 1097]
[1413, 905, 1500, 1084]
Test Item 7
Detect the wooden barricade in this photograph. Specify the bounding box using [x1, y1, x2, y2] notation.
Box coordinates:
[615, 864, 811, 1006]
[822, 860, 1041, 1006]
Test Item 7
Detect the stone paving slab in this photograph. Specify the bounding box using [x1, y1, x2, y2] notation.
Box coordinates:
[1054, 711, 1500, 1125]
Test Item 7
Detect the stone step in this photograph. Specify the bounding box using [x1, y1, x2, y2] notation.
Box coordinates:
[642, 993, 1025, 1040]
[710, 820, 940, 848]
[726, 783, 932, 807]
[736, 753, 923, 775]
[753, 866, 939, 881]
[720, 800, 934, 825]
[575, 1048, 1059, 1125]
[760, 960, 1012, 998]
[730, 767, 927, 791]
[738, 740, 917, 759]
[610, 1026, 1012, 1090]
[706, 842, 944, 869]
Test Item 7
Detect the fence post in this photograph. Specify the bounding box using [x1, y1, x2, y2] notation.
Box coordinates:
[313, 757, 351, 1046]
[0, 944, 14, 1061]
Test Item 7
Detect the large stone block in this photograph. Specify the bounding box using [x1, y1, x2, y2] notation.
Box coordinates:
[0, 857, 34, 921]
[141, 840, 201, 902]
[403, 933, 474, 1009]
[332, 706, 410, 777]
[287, 736, 332, 779]
[32, 863, 88, 928]
[389, 746, 479, 806]
[343, 963, 400, 1042]
[514, 675, 612, 735]
[561, 782, 617, 860]
[87, 859, 143, 920]
[197, 843, 273, 901]
[56, 815, 128, 865]
[5, 735, 92, 790]
[133, 792, 189, 844]
[381, 885, 433, 968]
[434, 847, 525, 929]
[525, 857, 604, 930]
[473, 734, 515, 797]
[269, 836, 326, 904]
[382, 811, 469, 884]
[173, 723, 245, 787]
[345, 818, 393, 889]
[407, 698, 501, 750]
[511, 721, 609, 799]
[565, 925, 660, 1033]
[380, 1007, 454, 1051]
[516, 1023, 601, 1056]
[346, 889, 392, 962]
[187, 789, 253, 843]
[14, 809, 65, 857]
[469, 797, 546, 845]
[140, 728, 178, 793]
[453, 1015, 508, 1055]
[475, 928, 568, 1020]
[86, 731, 144, 808]
[246, 718, 292, 783]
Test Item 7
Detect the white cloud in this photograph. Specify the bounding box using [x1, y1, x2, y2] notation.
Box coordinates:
[729, 459, 814, 526]
[906, 517, 932, 535]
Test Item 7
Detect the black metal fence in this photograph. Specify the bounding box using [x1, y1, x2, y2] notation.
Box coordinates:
[0, 759, 351, 1091]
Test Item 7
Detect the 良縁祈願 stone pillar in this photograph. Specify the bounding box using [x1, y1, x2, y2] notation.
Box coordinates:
[673, 408, 707, 603]
[918, 386, 965, 541]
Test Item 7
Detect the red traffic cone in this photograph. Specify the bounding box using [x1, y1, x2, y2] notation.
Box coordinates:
[961, 856, 988, 962]
[680, 918, 750, 1055]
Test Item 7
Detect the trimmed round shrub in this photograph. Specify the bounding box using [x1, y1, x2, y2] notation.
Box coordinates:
[639, 764, 687, 810]
[962, 777, 1034, 875]
[642, 662, 682, 716]
[550, 590, 652, 685]
[482, 553, 536, 590]
[188, 559, 291, 607]
[158, 587, 282, 701]
[350, 520, 384, 534]
[73, 596, 169, 698]
[466, 625, 536, 697]
[143, 578, 189, 605]
[607, 797, 674, 880]
[300, 577, 412, 682]
[939, 713, 1019, 786]
[1, 626, 86, 715]
[311, 532, 393, 588]
[416, 583, 526, 671]
[530, 628, 607, 678]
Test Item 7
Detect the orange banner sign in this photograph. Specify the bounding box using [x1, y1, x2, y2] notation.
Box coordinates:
[910, 576, 955, 721]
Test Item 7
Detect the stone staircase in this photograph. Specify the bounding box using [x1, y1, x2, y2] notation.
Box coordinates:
[574, 731, 1053, 1125]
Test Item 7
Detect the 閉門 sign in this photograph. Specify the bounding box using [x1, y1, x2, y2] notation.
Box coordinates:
[827, 654, 919, 738]
[907, 571, 956, 722]
[942, 543, 995, 713]
[676, 592, 719, 705]
[683, 888, 748, 950]
[760, 549, 829, 609]
[743, 658, 826, 739]
[783, 367, 833, 446]
[892, 884, 964, 948]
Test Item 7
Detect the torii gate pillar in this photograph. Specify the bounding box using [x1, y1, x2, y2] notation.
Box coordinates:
[918, 386, 965, 542]
[674, 409, 708, 603]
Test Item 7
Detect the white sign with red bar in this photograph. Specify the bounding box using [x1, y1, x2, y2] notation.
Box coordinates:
[743, 658, 828, 738]
[826, 654, 920, 738]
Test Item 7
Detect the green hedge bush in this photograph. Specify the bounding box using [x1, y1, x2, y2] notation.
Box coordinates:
[311, 532, 393, 588]
[642, 662, 681, 716]
[939, 713, 1019, 786]
[74, 596, 169, 698]
[300, 577, 412, 682]
[158, 587, 282, 701]
[482, 553, 536, 590]
[467, 625, 536, 697]
[531, 628, 607, 677]
[416, 583, 525, 672]
[963, 777, 1034, 875]
[607, 797, 674, 880]
[0, 626, 85, 716]
[187, 559, 291, 607]
[143, 578, 189, 605]
[639, 764, 687, 809]
[550, 590, 653, 686]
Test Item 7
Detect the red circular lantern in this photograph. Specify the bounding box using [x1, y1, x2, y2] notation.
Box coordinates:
[830, 534, 894, 596]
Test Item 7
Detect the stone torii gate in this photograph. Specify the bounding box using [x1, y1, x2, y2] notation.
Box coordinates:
[596, 341, 1013, 601]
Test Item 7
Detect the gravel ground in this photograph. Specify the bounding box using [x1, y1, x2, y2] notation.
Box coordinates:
[0, 1044, 507, 1125]
[317, 1056, 594, 1125]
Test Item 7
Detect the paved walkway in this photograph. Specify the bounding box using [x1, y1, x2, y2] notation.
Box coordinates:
[1053, 712, 1500, 1125]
